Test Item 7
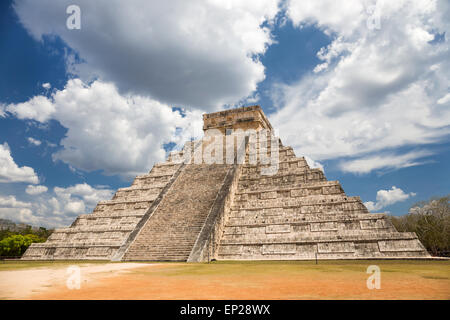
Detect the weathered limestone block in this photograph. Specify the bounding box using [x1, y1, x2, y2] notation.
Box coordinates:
[291, 189, 306, 197]
[318, 242, 355, 253]
[265, 224, 291, 233]
[263, 244, 296, 254]
[86, 247, 112, 257]
[360, 219, 387, 229]
[220, 245, 243, 255]
[258, 191, 276, 200]
[378, 239, 426, 252]
[311, 222, 338, 232]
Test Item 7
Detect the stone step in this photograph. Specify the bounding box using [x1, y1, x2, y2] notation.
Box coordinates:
[117, 186, 164, 192]
[93, 201, 153, 213]
[134, 173, 173, 180]
[112, 192, 161, 201]
[234, 193, 353, 206]
[51, 226, 135, 233]
[224, 215, 388, 227]
[97, 198, 155, 205]
[227, 209, 372, 218]
[244, 154, 298, 164]
[234, 181, 344, 198]
[153, 162, 183, 168]
[131, 175, 172, 188]
[239, 168, 324, 180]
[131, 180, 169, 189]
[242, 157, 308, 168]
[78, 212, 146, 219]
[27, 242, 123, 248]
[128, 247, 192, 250]
[133, 238, 200, 242]
[230, 196, 365, 211]
[221, 226, 399, 240]
[217, 239, 430, 260]
[127, 249, 193, 253]
[219, 231, 419, 245]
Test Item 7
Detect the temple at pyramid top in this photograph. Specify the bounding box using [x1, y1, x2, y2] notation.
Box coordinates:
[203, 105, 273, 134]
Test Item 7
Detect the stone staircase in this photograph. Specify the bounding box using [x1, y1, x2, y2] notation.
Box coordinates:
[217, 135, 430, 260]
[122, 164, 232, 261]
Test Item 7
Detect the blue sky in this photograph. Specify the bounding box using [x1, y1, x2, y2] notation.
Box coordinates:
[0, 0, 449, 227]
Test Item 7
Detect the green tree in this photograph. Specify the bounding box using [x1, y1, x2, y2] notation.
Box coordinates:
[0, 234, 46, 257]
[389, 195, 450, 256]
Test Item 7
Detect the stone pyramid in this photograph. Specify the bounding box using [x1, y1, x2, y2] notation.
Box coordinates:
[23, 106, 430, 261]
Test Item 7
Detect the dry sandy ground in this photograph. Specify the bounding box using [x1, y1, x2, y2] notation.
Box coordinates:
[1, 262, 448, 300]
[0, 262, 153, 299]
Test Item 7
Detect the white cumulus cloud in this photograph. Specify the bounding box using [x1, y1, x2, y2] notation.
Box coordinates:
[0, 195, 31, 208]
[7, 95, 55, 123]
[25, 185, 48, 195]
[7, 79, 203, 179]
[63, 200, 85, 216]
[339, 150, 433, 174]
[364, 186, 416, 211]
[304, 155, 324, 172]
[13, 0, 280, 110]
[0, 142, 39, 184]
[437, 93, 450, 105]
[53, 183, 114, 209]
[0, 182, 115, 227]
[27, 137, 42, 146]
[271, 0, 450, 174]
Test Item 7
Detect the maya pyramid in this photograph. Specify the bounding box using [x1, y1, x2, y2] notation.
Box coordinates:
[23, 106, 430, 261]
